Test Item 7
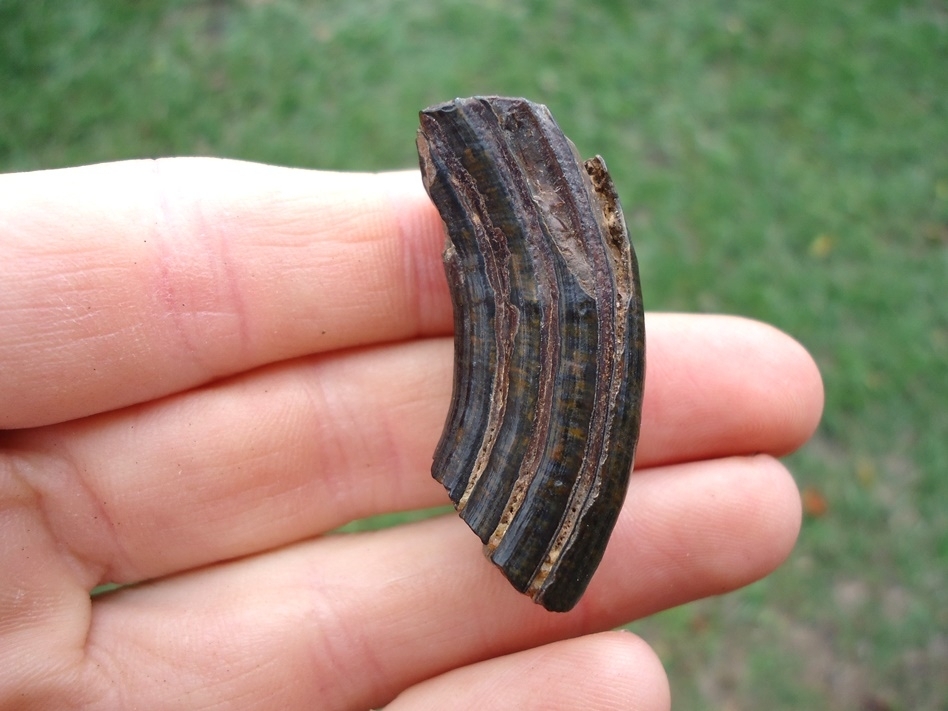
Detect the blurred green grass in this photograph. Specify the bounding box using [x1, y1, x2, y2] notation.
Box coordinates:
[2, 0, 945, 707]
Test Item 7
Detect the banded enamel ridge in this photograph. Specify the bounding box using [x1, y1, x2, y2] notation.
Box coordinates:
[417, 96, 645, 612]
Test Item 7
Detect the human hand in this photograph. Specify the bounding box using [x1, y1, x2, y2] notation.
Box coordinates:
[0, 159, 823, 710]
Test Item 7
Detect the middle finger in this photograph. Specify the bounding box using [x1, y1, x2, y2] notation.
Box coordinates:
[11, 314, 818, 586]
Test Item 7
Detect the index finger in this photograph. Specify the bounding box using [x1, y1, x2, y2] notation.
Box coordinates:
[0, 159, 450, 428]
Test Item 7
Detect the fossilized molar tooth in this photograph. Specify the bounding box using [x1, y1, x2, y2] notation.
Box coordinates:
[416, 96, 645, 612]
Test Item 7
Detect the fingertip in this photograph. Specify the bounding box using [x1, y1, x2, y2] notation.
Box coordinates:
[592, 631, 671, 711]
[594, 452, 803, 621]
[780, 328, 825, 451]
[745, 454, 804, 571]
[639, 314, 825, 465]
[690, 455, 802, 590]
[388, 631, 670, 711]
[725, 315, 825, 454]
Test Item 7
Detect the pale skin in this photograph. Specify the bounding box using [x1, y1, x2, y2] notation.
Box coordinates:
[0, 158, 824, 710]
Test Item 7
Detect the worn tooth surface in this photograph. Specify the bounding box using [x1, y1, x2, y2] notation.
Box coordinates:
[417, 96, 645, 612]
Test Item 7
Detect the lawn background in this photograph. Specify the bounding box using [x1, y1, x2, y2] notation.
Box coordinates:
[2, 0, 945, 708]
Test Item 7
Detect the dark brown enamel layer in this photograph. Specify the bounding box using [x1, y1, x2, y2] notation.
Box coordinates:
[417, 96, 645, 612]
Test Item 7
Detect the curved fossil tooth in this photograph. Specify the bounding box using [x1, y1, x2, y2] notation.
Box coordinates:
[417, 96, 645, 612]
